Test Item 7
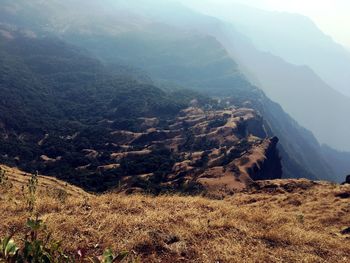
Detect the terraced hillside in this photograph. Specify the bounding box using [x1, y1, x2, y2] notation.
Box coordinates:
[76, 106, 281, 195]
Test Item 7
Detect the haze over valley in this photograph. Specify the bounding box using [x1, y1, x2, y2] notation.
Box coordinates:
[0, 1, 349, 262]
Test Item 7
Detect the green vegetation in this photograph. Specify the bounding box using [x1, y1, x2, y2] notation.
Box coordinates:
[0, 217, 71, 263]
[0, 31, 212, 192]
[0, 0, 340, 189]
[0, 227, 131, 262]
[25, 172, 38, 214]
[69, 25, 334, 181]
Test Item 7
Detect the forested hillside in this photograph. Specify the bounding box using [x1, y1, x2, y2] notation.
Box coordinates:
[0, 29, 214, 191]
[0, 0, 346, 183]
[66, 26, 333, 181]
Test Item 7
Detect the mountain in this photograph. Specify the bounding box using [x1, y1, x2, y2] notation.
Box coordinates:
[189, 2, 350, 98]
[222, 29, 350, 152]
[117, 1, 350, 152]
[322, 146, 350, 183]
[115, 1, 350, 176]
[0, 29, 220, 191]
[65, 31, 335, 181]
[174, 2, 350, 152]
[0, 28, 286, 193]
[0, 0, 341, 182]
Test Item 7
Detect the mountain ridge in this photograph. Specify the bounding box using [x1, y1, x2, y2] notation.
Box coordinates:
[0, 0, 347, 185]
[187, 2, 350, 97]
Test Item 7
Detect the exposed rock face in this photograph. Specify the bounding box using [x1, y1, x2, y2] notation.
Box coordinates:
[102, 106, 282, 194]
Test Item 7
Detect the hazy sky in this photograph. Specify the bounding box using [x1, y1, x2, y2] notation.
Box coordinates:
[181, 0, 350, 48]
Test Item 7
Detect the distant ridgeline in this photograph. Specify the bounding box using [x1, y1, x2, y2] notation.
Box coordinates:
[67, 28, 333, 182]
[0, 30, 283, 193]
[0, 0, 343, 190]
[0, 29, 329, 193]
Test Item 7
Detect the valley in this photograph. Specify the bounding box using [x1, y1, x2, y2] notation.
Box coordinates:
[1, 1, 350, 262]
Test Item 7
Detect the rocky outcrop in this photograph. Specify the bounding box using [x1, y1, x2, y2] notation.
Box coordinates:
[244, 137, 282, 181]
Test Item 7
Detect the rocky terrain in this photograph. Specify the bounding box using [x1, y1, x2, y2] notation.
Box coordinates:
[1, 165, 349, 262]
[72, 106, 282, 194]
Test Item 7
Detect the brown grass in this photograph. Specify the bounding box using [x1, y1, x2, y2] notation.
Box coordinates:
[1, 165, 350, 262]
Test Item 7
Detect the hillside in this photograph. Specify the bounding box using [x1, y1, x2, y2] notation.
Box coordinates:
[101, 106, 281, 195]
[193, 2, 350, 98]
[1, 165, 350, 262]
[222, 26, 350, 153]
[70, 26, 334, 181]
[107, 1, 350, 180]
[1, 2, 350, 262]
[173, 2, 350, 152]
[0, 28, 283, 193]
[0, 0, 343, 183]
[86, 0, 350, 180]
[0, 30, 218, 192]
[0, 28, 281, 192]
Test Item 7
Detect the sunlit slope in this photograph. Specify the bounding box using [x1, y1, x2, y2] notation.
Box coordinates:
[1, 165, 350, 262]
[0, 165, 87, 197]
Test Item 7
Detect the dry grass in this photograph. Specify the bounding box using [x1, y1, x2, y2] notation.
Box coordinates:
[1, 166, 350, 262]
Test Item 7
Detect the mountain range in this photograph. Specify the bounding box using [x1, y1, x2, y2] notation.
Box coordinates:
[1, 1, 350, 262]
[0, 0, 349, 189]
[186, 2, 350, 97]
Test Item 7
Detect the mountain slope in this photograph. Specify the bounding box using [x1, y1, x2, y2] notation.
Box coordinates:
[116, 1, 350, 180]
[0, 0, 344, 182]
[0, 29, 285, 193]
[221, 29, 350, 152]
[1, 164, 350, 262]
[0, 30, 216, 191]
[189, 2, 350, 98]
[73, 27, 334, 180]
[175, 2, 350, 152]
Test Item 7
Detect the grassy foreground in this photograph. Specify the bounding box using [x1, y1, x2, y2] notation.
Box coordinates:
[1, 165, 350, 262]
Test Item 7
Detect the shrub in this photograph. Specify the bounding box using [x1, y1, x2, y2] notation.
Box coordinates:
[0, 217, 70, 262]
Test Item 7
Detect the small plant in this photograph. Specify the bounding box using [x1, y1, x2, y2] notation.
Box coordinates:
[0, 217, 71, 262]
[26, 172, 38, 214]
[89, 248, 129, 263]
[21, 217, 71, 262]
[0, 235, 19, 262]
[1, 224, 132, 262]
